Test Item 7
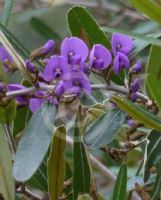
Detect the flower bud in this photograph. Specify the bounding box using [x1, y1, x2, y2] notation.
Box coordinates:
[130, 78, 140, 93]
[25, 60, 38, 74]
[131, 60, 142, 73]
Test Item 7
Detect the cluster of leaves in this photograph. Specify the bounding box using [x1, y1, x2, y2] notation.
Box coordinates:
[1, 0, 161, 200]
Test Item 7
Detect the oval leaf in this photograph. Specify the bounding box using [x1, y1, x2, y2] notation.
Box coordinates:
[47, 126, 66, 200]
[112, 164, 127, 200]
[83, 109, 125, 149]
[67, 5, 111, 48]
[0, 124, 15, 200]
[112, 96, 161, 131]
[13, 103, 56, 181]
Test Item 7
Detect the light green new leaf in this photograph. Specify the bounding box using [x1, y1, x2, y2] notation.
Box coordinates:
[67, 6, 111, 48]
[112, 164, 127, 200]
[0, 124, 15, 200]
[144, 130, 161, 182]
[0, 100, 16, 124]
[112, 96, 161, 131]
[77, 194, 93, 200]
[83, 109, 125, 149]
[47, 126, 66, 200]
[145, 45, 161, 97]
[146, 74, 161, 109]
[151, 159, 161, 200]
[129, 0, 161, 25]
[13, 103, 56, 181]
[73, 106, 90, 200]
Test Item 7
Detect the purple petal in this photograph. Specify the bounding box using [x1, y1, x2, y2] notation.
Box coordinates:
[40, 40, 55, 54]
[25, 60, 37, 73]
[131, 78, 140, 93]
[43, 56, 70, 82]
[113, 52, 130, 74]
[61, 37, 89, 63]
[0, 47, 14, 70]
[130, 92, 138, 101]
[131, 60, 142, 73]
[29, 98, 45, 112]
[89, 44, 112, 69]
[112, 33, 133, 56]
[8, 84, 28, 105]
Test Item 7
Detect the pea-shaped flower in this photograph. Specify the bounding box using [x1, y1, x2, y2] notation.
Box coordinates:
[89, 44, 112, 70]
[112, 33, 133, 56]
[61, 37, 89, 64]
[43, 56, 70, 82]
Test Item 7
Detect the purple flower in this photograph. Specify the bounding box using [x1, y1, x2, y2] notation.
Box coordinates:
[127, 119, 135, 127]
[131, 60, 142, 73]
[61, 37, 89, 64]
[40, 40, 55, 55]
[43, 56, 70, 82]
[130, 78, 140, 93]
[71, 62, 90, 74]
[89, 44, 112, 70]
[54, 71, 91, 98]
[113, 52, 130, 74]
[130, 92, 138, 101]
[0, 47, 14, 70]
[8, 84, 28, 105]
[25, 60, 38, 74]
[112, 33, 133, 56]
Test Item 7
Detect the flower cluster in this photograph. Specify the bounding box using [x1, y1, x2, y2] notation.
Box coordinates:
[0, 33, 142, 112]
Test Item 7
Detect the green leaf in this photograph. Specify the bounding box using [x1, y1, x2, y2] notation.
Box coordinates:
[47, 126, 66, 200]
[73, 106, 90, 200]
[144, 130, 161, 182]
[13, 103, 56, 181]
[146, 74, 161, 109]
[0, 100, 16, 124]
[112, 96, 161, 131]
[0, 124, 15, 200]
[111, 164, 127, 200]
[13, 107, 31, 138]
[151, 159, 161, 200]
[67, 6, 111, 48]
[145, 45, 161, 97]
[83, 109, 125, 149]
[30, 17, 61, 40]
[103, 27, 161, 47]
[129, 0, 161, 25]
[77, 194, 93, 200]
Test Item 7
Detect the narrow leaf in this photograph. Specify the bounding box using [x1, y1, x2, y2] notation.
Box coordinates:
[146, 74, 161, 109]
[30, 17, 61, 40]
[73, 106, 90, 200]
[1, 0, 13, 27]
[67, 6, 111, 48]
[129, 0, 161, 25]
[112, 164, 127, 200]
[145, 45, 161, 97]
[151, 159, 161, 200]
[144, 130, 161, 182]
[13, 103, 56, 181]
[83, 109, 125, 149]
[47, 126, 66, 200]
[0, 124, 15, 200]
[112, 96, 161, 131]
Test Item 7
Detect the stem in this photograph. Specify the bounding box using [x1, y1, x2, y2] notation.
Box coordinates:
[1, 0, 13, 27]
[17, 186, 42, 200]
[3, 124, 16, 156]
[5, 83, 149, 101]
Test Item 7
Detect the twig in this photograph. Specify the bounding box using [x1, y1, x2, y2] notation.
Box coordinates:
[1, 0, 13, 27]
[17, 186, 43, 200]
[5, 83, 149, 101]
[3, 124, 16, 156]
